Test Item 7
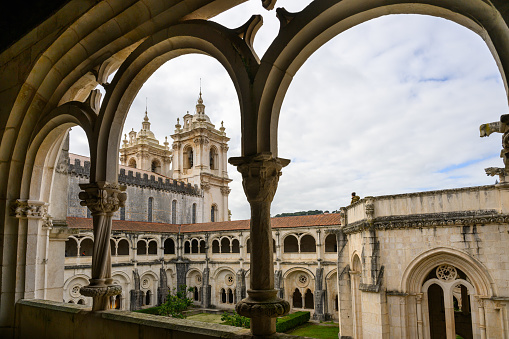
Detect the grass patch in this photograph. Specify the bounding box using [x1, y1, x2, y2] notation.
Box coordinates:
[287, 323, 339, 339]
[134, 306, 160, 315]
[187, 313, 225, 324]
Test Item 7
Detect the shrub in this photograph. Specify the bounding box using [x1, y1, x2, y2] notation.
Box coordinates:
[276, 311, 311, 332]
[134, 306, 160, 314]
[221, 311, 250, 328]
[158, 285, 194, 318]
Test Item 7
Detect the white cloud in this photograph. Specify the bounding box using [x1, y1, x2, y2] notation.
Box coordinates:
[70, 8, 507, 221]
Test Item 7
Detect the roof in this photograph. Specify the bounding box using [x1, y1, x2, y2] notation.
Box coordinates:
[66, 213, 341, 234]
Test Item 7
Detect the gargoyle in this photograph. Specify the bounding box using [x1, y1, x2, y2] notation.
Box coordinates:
[480, 121, 501, 137]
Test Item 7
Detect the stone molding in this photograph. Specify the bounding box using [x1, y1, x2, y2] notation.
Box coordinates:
[80, 284, 121, 298]
[343, 210, 509, 234]
[11, 200, 53, 228]
[193, 136, 209, 145]
[235, 289, 290, 318]
[220, 187, 231, 196]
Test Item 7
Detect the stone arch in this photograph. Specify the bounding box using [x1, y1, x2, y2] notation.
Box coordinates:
[254, 1, 509, 154]
[324, 233, 337, 252]
[299, 234, 316, 252]
[147, 239, 158, 255]
[209, 145, 218, 170]
[164, 237, 176, 254]
[79, 238, 94, 256]
[150, 158, 161, 173]
[401, 247, 494, 297]
[95, 20, 258, 183]
[137, 239, 147, 255]
[283, 267, 316, 281]
[117, 238, 130, 255]
[283, 234, 298, 253]
[65, 237, 78, 257]
[128, 158, 137, 168]
[220, 237, 230, 253]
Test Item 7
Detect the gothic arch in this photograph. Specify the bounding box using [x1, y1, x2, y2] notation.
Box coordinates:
[283, 267, 316, 281]
[186, 268, 203, 281]
[254, 0, 509, 154]
[213, 267, 236, 281]
[95, 19, 259, 182]
[401, 247, 495, 297]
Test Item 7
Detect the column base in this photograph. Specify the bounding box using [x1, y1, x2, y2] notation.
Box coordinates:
[80, 281, 122, 311]
[236, 289, 290, 335]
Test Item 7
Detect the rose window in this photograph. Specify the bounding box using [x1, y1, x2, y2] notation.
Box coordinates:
[225, 274, 234, 286]
[436, 265, 457, 281]
[142, 278, 150, 288]
[296, 274, 309, 287]
[71, 285, 81, 297]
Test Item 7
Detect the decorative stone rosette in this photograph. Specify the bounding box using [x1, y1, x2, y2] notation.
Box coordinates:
[235, 289, 290, 319]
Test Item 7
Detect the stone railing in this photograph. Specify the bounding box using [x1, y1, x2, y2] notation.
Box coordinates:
[342, 185, 509, 233]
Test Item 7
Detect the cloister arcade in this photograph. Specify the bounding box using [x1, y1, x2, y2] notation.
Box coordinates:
[2, 0, 509, 337]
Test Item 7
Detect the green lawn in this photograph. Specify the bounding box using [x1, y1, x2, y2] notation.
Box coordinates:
[287, 323, 339, 339]
[187, 313, 225, 324]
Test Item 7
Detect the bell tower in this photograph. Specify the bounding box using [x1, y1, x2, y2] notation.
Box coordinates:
[171, 91, 231, 222]
[120, 108, 172, 176]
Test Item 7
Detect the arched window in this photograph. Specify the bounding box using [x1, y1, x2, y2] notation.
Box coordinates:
[120, 206, 125, 220]
[164, 238, 175, 254]
[65, 238, 78, 257]
[228, 288, 234, 304]
[191, 239, 199, 253]
[212, 240, 220, 253]
[221, 288, 226, 303]
[273, 239, 276, 253]
[147, 240, 157, 255]
[304, 289, 314, 309]
[293, 288, 302, 308]
[325, 234, 337, 252]
[192, 203, 196, 224]
[246, 239, 251, 253]
[211, 205, 217, 222]
[110, 239, 116, 255]
[284, 235, 298, 253]
[117, 239, 129, 255]
[145, 290, 151, 306]
[151, 159, 161, 173]
[114, 295, 121, 309]
[80, 238, 93, 256]
[184, 241, 190, 254]
[77, 299, 85, 305]
[231, 239, 240, 253]
[199, 240, 206, 253]
[209, 147, 217, 170]
[147, 197, 153, 222]
[128, 158, 137, 168]
[300, 235, 316, 252]
[194, 287, 199, 301]
[137, 240, 147, 255]
[220, 238, 230, 253]
[171, 200, 177, 224]
[184, 147, 193, 169]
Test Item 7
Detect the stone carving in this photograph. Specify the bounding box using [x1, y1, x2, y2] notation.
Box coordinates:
[201, 182, 211, 191]
[220, 187, 231, 196]
[235, 289, 290, 318]
[79, 182, 127, 214]
[480, 114, 509, 187]
[11, 200, 53, 228]
[436, 264, 457, 281]
[193, 136, 209, 145]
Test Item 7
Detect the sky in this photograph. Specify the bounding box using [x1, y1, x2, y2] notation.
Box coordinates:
[69, 0, 507, 221]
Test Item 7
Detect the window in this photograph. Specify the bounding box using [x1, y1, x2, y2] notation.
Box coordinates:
[128, 158, 137, 168]
[211, 204, 217, 222]
[231, 239, 240, 253]
[293, 288, 302, 308]
[184, 147, 193, 169]
[209, 147, 217, 169]
[120, 206, 125, 220]
[171, 200, 177, 224]
[137, 241, 146, 255]
[300, 235, 316, 252]
[192, 203, 196, 223]
[117, 239, 129, 255]
[151, 159, 160, 173]
[212, 240, 220, 253]
[284, 235, 298, 253]
[80, 238, 93, 256]
[191, 239, 199, 253]
[325, 234, 337, 252]
[184, 241, 190, 254]
[221, 238, 230, 253]
[164, 238, 175, 254]
[199, 240, 206, 253]
[304, 289, 314, 309]
[65, 238, 78, 257]
[148, 197, 153, 222]
[147, 240, 157, 255]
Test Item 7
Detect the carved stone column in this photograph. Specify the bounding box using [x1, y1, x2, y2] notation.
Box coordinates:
[78, 181, 126, 311]
[229, 153, 290, 336]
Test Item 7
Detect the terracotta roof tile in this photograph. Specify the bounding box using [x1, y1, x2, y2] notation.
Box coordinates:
[66, 213, 341, 234]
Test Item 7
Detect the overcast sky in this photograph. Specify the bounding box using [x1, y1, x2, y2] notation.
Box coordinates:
[69, 0, 507, 221]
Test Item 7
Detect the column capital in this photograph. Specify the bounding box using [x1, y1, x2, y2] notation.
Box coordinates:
[236, 289, 290, 319]
[11, 200, 53, 228]
[79, 181, 126, 214]
[229, 152, 290, 203]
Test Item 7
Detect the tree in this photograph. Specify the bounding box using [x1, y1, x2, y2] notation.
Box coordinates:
[159, 285, 194, 318]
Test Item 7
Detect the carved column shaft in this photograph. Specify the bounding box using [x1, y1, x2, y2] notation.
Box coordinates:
[229, 153, 290, 336]
[78, 181, 126, 311]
